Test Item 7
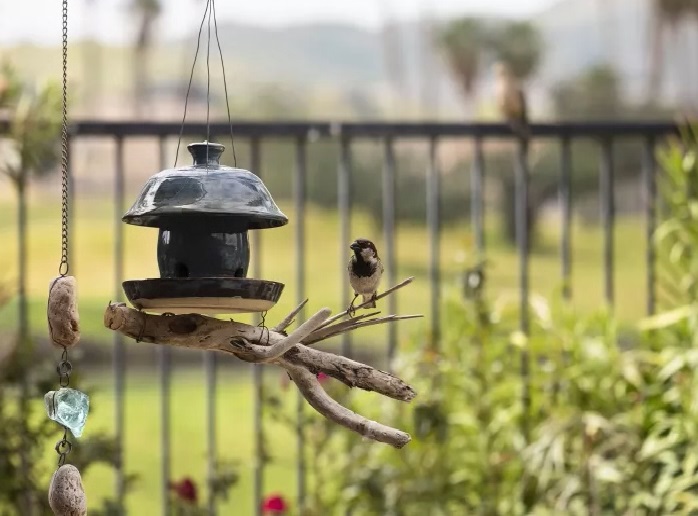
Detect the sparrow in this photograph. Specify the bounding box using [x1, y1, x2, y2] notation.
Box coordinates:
[493, 61, 529, 149]
[347, 238, 384, 314]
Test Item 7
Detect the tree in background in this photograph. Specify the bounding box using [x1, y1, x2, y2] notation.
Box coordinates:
[437, 18, 486, 118]
[552, 64, 621, 120]
[0, 62, 62, 368]
[487, 21, 543, 84]
[0, 63, 127, 515]
[129, 0, 161, 117]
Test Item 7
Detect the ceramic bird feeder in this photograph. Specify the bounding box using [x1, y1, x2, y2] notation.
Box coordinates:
[121, 141, 287, 315]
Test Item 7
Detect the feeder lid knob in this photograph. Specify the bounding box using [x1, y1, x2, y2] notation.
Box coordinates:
[187, 141, 225, 166]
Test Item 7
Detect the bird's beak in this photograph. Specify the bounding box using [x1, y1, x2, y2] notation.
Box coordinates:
[350, 242, 360, 251]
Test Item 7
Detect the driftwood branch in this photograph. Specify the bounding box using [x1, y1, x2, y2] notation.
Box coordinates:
[103, 278, 420, 448]
[287, 364, 411, 448]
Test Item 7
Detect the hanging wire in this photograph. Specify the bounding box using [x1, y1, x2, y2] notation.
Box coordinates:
[174, 0, 211, 167]
[174, 0, 238, 168]
[205, 0, 212, 172]
[58, 0, 70, 277]
[212, 0, 237, 166]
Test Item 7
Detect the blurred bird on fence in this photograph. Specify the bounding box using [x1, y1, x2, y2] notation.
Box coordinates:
[347, 238, 384, 314]
[494, 61, 529, 150]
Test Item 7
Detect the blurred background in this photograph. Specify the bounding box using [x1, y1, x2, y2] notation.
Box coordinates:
[1, 0, 698, 514]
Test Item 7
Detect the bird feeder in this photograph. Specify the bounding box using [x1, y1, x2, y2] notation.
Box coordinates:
[121, 141, 287, 314]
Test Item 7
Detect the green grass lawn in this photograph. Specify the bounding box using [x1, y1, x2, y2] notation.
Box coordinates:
[0, 191, 650, 342]
[76, 367, 298, 515]
[0, 191, 653, 512]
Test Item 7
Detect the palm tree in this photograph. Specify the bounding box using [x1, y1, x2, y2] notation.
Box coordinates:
[130, 0, 161, 117]
[487, 21, 543, 83]
[437, 18, 486, 118]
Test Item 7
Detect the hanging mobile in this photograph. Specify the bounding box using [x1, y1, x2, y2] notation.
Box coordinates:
[45, 1, 89, 514]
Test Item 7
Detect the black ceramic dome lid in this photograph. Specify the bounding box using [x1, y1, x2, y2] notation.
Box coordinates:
[122, 141, 288, 231]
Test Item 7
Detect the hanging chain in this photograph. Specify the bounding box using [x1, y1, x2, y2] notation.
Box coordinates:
[58, 0, 70, 277]
[53, 0, 74, 467]
[174, 0, 237, 168]
[53, 345, 73, 466]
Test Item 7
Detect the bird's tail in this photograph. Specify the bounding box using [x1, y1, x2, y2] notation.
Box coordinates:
[362, 294, 376, 308]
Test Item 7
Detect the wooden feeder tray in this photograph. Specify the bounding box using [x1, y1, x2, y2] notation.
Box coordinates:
[122, 277, 284, 315]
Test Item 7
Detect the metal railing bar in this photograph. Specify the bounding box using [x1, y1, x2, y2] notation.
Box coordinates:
[113, 135, 126, 513]
[293, 135, 308, 511]
[471, 136, 486, 257]
[382, 136, 398, 365]
[515, 140, 531, 442]
[0, 120, 679, 139]
[250, 136, 265, 516]
[600, 139, 615, 307]
[156, 136, 172, 516]
[560, 137, 573, 299]
[643, 137, 657, 315]
[338, 137, 353, 358]
[426, 137, 440, 347]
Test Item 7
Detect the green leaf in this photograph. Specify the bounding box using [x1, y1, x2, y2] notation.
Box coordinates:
[639, 305, 693, 330]
[594, 460, 622, 483]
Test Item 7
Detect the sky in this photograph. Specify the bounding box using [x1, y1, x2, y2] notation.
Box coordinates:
[0, 0, 559, 45]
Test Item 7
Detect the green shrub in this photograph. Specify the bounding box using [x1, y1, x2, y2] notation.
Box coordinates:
[260, 126, 698, 514]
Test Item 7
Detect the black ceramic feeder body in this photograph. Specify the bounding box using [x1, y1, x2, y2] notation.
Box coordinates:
[122, 141, 288, 280]
[157, 227, 250, 278]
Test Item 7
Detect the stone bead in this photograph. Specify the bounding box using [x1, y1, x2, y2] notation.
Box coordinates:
[47, 276, 80, 348]
[48, 464, 87, 516]
[45, 387, 89, 438]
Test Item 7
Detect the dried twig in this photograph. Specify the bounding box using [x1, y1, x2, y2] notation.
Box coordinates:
[306, 314, 423, 345]
[317, 276, 415, 329]
[103, 277, 420, 448]
[272, 299, 308, 333]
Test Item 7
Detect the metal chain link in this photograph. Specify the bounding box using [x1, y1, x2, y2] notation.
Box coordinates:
[58, 0, 70, 277]
[54, 346, 73, 466]
[57, 347, 72, 388]
[55, 428, 72, 467]
[53, 0, 73, 467]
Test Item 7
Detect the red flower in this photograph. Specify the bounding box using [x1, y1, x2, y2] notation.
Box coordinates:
[262, 493, 288, 514]
[316, 372, 329, 383]
[169, 477, 198, 504]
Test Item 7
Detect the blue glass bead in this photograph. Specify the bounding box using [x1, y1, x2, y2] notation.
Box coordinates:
[44, 387, 90, 438]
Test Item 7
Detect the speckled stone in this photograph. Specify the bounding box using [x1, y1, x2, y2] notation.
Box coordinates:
[48, 465, 86, 516]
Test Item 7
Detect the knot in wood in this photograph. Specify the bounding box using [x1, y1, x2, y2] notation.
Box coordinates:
[167, 316, 199, 334]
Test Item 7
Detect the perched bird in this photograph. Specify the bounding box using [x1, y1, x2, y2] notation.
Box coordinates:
[493, 61, 529, 148]
[347, 238, 384, 313]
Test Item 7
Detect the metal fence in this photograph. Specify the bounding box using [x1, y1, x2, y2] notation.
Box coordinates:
[1, 119, 681, 514]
